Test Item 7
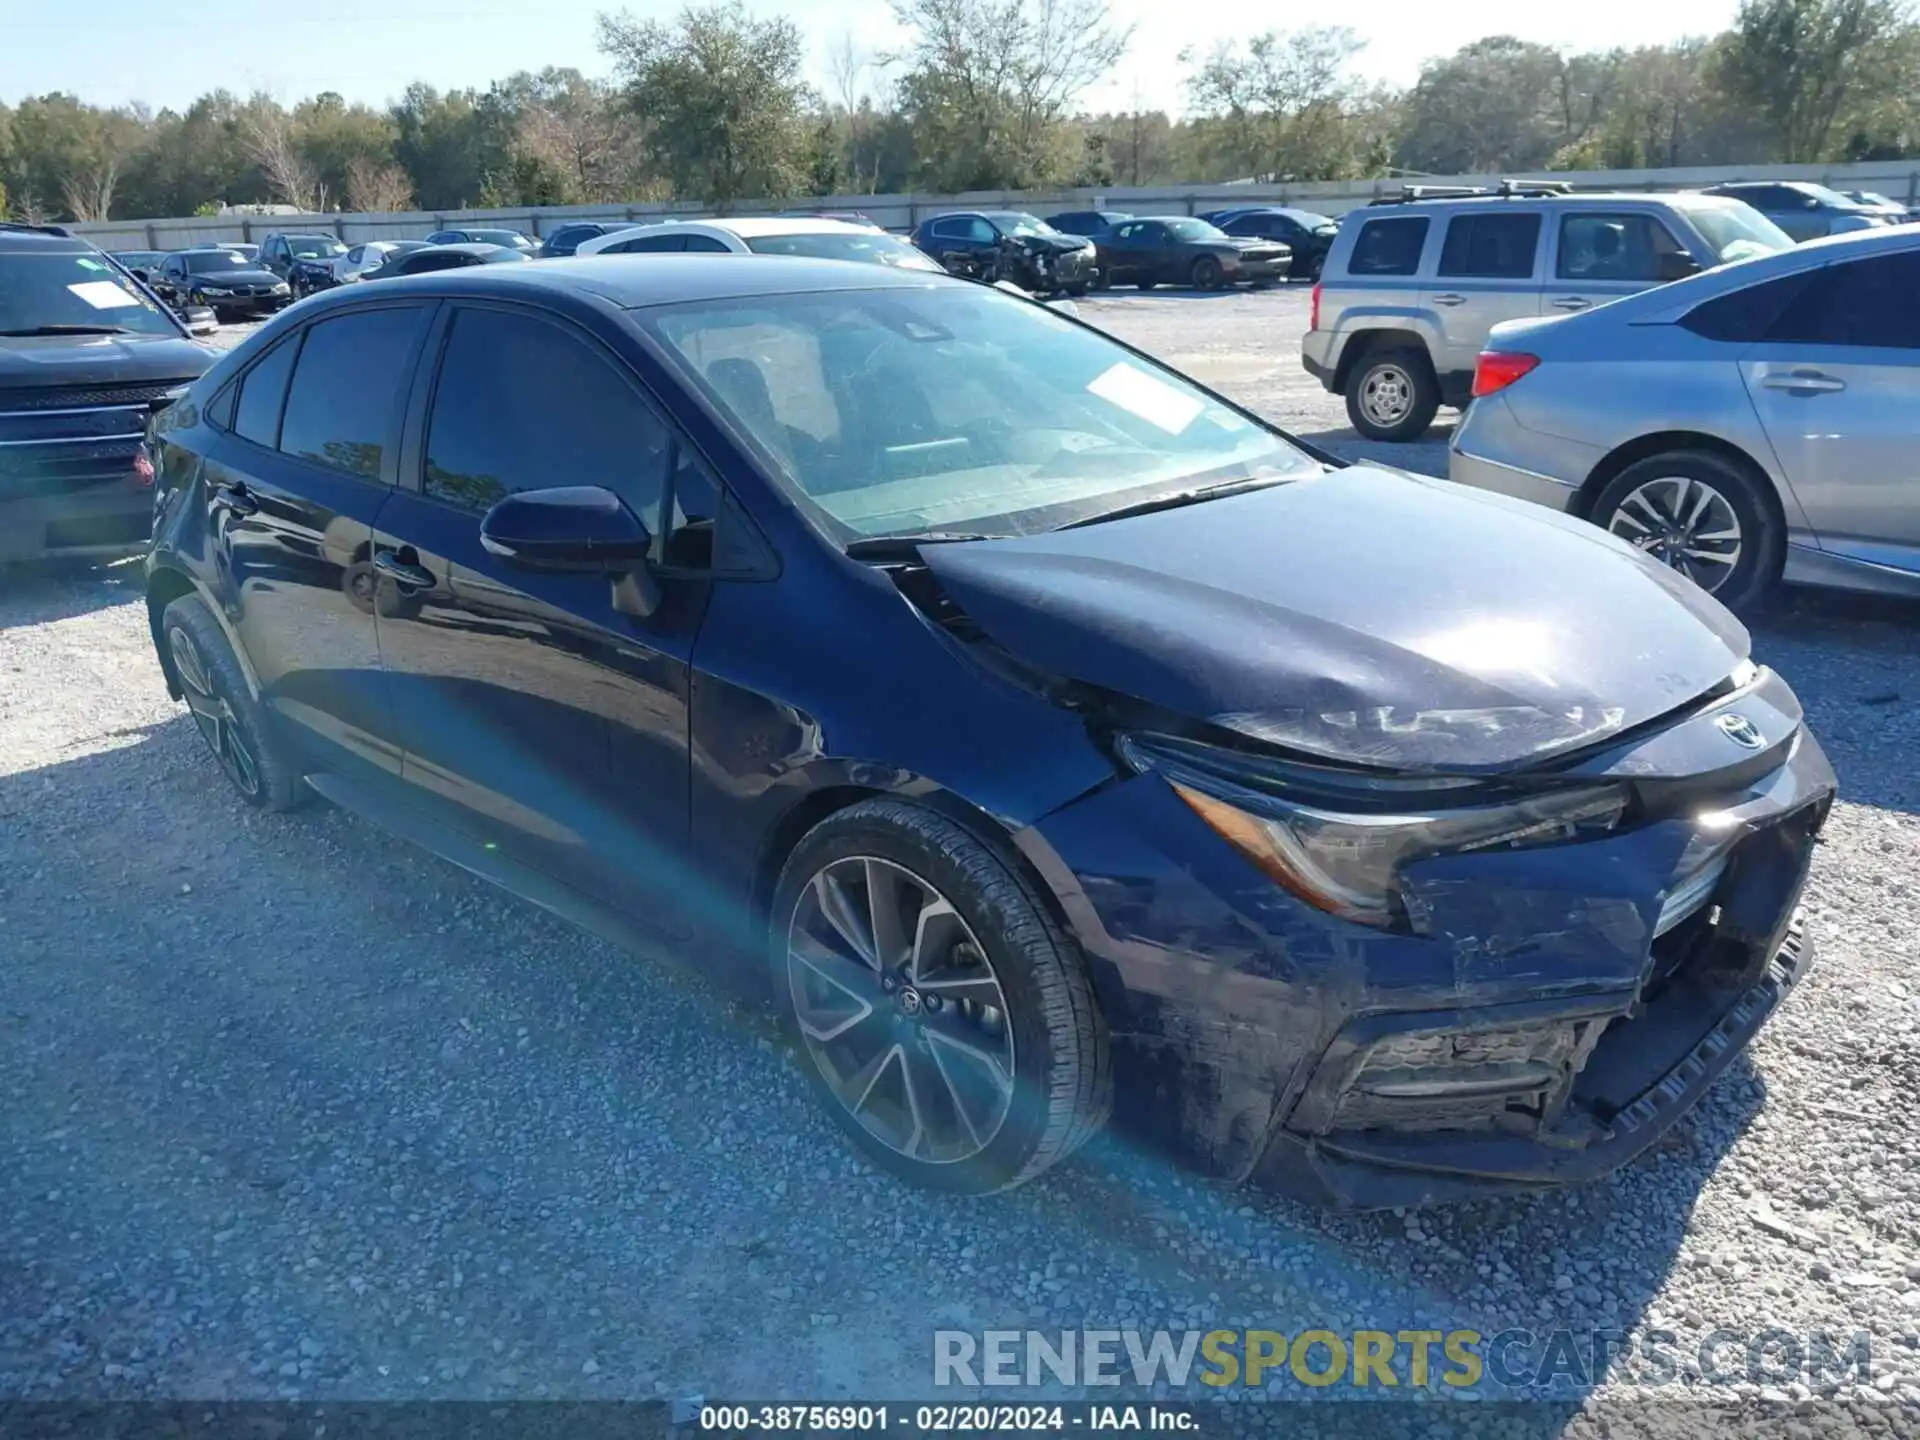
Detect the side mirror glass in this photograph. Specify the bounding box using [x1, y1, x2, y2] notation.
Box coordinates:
[479, 485, 652, 573]
[1656, 252, 1702, 282]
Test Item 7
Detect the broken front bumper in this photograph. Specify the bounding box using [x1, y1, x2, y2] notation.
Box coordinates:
[1017, 701, 1835, 1207]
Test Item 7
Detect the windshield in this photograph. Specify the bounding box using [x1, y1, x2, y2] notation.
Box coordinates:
[285, 237, 346, 259]
[1685, 203, 1796, 265]
[640, 283, 1318, 542]
[0, 252, 182, 336]
[472, 230, 533, 248]
[1166, 218, 1229, 242]
[744, 232, 942, 270]
[1852, 192, 1897, 207]
[183, 251, 255, 273]
[989, 213, 1055, 238]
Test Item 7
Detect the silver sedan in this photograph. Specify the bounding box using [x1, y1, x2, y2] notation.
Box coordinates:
[1448, 226, 1920, 612]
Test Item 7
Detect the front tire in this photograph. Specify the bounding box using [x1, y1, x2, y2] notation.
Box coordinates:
[1344, 347, 1440, 442]
[771, 799, 1110, 1195]
[162, 594, 307, 812]
[1589, 450, 1782, 613]
[1190, 255, 1224, 290]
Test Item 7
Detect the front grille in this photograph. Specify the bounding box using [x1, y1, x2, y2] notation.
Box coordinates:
[0, 380, 192, 414]
[0, 438, 141, 499]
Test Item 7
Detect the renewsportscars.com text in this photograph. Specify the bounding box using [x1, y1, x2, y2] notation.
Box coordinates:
[933, 1328, 1876, 1391]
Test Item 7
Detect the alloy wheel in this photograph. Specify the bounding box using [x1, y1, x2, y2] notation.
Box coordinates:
[786, 856, 1016, 1166]
[1358, 363, 1414, 428]
[1606, 475, 1743, 593]
[168, 625, 261, 799]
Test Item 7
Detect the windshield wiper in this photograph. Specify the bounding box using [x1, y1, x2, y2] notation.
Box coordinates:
[1058, 474, 1291, 530]
[843, 532, 997, 559]
[0, 324, 140, 337]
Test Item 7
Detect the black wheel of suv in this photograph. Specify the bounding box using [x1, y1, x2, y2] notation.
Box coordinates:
[161, 593, 307, 812]
[1344, 347, 1441, 442]
[1190, 255, 1224, 290]
[771, 799, 1110, 1195]
[1589, 450, 1783, 613]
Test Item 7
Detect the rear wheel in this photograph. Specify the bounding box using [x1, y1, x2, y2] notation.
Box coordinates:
[162, 594, 306, 811]
[771, 799, 1109, 1195]
[1590, 450, 1782, 612]
[1344, 347, 1440, 442]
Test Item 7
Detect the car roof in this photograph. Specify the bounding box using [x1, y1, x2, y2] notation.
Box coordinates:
[0, 227, 89, 253]
[421, 242, 520, 256]
[306, 253, 956, 312]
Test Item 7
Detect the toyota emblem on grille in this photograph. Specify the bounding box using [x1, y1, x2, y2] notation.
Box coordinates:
[1716, 713, 1765, 750]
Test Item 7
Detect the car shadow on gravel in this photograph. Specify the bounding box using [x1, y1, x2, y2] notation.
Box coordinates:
[0, 557, 148, 629]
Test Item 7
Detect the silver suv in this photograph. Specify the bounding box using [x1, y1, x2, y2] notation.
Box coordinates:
[1301, 188, 1796, 440]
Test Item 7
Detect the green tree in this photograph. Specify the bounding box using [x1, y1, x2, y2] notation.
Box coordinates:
[597, 2, 815, 211]
[1182, 27, 1367, 181]
[886, 0, 1131, 191]
[1712, 0, 1914, 162]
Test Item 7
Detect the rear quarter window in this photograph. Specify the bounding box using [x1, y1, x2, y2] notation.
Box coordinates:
[1680, 270, 1817, 344]
[1346, 217, 1429, 276]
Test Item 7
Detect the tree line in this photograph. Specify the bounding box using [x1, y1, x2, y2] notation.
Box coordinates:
[1, 0, 1914, 224]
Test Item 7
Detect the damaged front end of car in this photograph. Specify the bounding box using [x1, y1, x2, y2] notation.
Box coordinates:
[862, 480, 1836, 1204]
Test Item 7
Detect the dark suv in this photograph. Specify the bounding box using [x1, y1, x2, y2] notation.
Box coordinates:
[258, 233, 348, 281]
[0, 224, 213, 564]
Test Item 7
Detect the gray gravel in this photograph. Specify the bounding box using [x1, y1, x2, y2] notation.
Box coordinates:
[3, 291, 1918, 1411]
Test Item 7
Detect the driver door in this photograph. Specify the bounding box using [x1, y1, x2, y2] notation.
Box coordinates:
[371, 301, 710, 927]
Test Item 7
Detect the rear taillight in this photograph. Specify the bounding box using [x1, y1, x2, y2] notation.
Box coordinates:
[132, 450, 156, 487]
[1472, 351, 1540, 398]
[1309, 283, 1322, 332]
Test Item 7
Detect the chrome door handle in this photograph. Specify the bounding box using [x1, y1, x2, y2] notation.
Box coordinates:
[373, 551, 435, 591]
[1760, 370, 1846, 394]
[1431, 293, 1466, 307]
[1550, 296, 1591, 311]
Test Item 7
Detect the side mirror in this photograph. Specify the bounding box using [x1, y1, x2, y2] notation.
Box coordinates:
[1656, 252, 1702, 282]
[184, 306, 219, 336]
[480, 485, 652, 573]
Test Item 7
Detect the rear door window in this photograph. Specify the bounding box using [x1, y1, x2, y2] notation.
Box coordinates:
[1765, 251, 1920, 349]
[1437, 213, 1542, 279]
[1347, 217, 1429, 276]
[276, 306, 431, 481]
[231, 335, 300, 449]
[1556, 213, 1689, 283]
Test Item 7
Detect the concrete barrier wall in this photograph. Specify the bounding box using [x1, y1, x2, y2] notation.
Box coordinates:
[65, 159, 1920, 248]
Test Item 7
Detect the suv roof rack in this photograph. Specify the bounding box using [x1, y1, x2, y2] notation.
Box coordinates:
[1369, 180, 1575, 206]
[0, 220, 74, 237]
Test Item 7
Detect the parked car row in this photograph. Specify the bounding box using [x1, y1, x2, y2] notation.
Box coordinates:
[133, 247, 1836, 1210]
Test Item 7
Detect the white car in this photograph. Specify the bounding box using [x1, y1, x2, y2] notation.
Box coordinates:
[577, 216, 943, 267]
[331, 240, 429, 283]
[575, 216, 1080, 315]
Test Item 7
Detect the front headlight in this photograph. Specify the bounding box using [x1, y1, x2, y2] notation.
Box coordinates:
[1118, 733, 1627, 928]
[273, 282, 291, 294]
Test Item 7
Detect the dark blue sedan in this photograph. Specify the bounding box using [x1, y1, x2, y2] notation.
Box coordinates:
[141, 257, 1833, 1205]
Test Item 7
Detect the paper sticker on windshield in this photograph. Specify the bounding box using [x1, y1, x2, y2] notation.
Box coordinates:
[1086, 362, 1205, 434]
[75, 257, 107, 271]
[68, 280, 142, 309]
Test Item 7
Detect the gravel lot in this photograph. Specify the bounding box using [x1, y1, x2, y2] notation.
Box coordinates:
[3, 289, 1919, 1417]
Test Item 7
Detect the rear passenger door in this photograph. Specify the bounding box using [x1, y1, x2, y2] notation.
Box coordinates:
[1739, 248, 1920, 568]
[207, 302, 435, 784]
[1546, 210, 1694, 315]
[1421, 210, 1543, 379]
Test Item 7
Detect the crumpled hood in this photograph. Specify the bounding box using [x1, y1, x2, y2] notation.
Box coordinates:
[1019, 233, 1095, 254]
[0, 332, 213, 387]
[920, 465, 1750, 771]
[189, 267, 284, 286]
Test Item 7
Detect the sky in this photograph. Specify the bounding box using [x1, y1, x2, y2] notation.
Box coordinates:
[0, 0, 1742, 119]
